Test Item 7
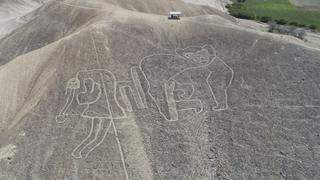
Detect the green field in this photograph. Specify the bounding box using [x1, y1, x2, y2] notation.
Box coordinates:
[228, 0, 320, 30]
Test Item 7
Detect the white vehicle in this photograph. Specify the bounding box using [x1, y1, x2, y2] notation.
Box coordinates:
[169, 11, 181, 20]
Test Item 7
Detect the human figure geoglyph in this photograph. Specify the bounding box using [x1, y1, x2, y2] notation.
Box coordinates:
[56, 70, 125, 159]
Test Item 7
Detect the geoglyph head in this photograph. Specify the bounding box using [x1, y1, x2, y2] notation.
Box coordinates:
[66, 78, 80, 90]
[176, 45, 216, 65]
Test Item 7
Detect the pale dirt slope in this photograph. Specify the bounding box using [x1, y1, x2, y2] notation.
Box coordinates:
[182, 0, 231, 12]
[0, 0, 320, 179]
[0, 0, 44, 39]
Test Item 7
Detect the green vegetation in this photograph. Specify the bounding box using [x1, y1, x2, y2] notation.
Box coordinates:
[309, 25, 317, 30]
[274, 19, 288, 25]
[259, 16, 272, 23]
[227, 0, 320, 31]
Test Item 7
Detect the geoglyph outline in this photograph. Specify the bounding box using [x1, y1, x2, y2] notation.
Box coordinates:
[55, 44, 234, 180]
[138, 44, 234, 121]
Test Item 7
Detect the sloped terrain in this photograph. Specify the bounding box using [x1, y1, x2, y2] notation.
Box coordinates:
[182, 0, 231, 12]
[0, 0, 319, 179]
[0, 0, 45, 39]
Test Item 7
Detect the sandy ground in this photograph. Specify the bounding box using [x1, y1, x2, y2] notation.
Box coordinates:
[0, 144, 16, 160]
[239, 19, 320, 51]
[182, 0, 231, 12]
[237, 19, 269, 31]
[0, 0, 41, 39]
[306, 31, 320, 48]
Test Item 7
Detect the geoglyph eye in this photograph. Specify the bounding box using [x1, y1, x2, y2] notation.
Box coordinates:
[184, 53, 193, 58]
[200, 57, 209, 63]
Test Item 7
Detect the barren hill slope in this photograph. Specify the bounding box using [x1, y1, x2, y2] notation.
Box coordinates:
[0, 0, 320, 179]
[0, 0, 43, 39]
[0, 0, 231, 64]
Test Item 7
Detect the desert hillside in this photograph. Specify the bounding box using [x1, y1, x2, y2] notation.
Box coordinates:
[0, 0, 319, 179]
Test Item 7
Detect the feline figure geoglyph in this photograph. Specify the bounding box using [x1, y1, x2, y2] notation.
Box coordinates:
[140, 45, 234, 121]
